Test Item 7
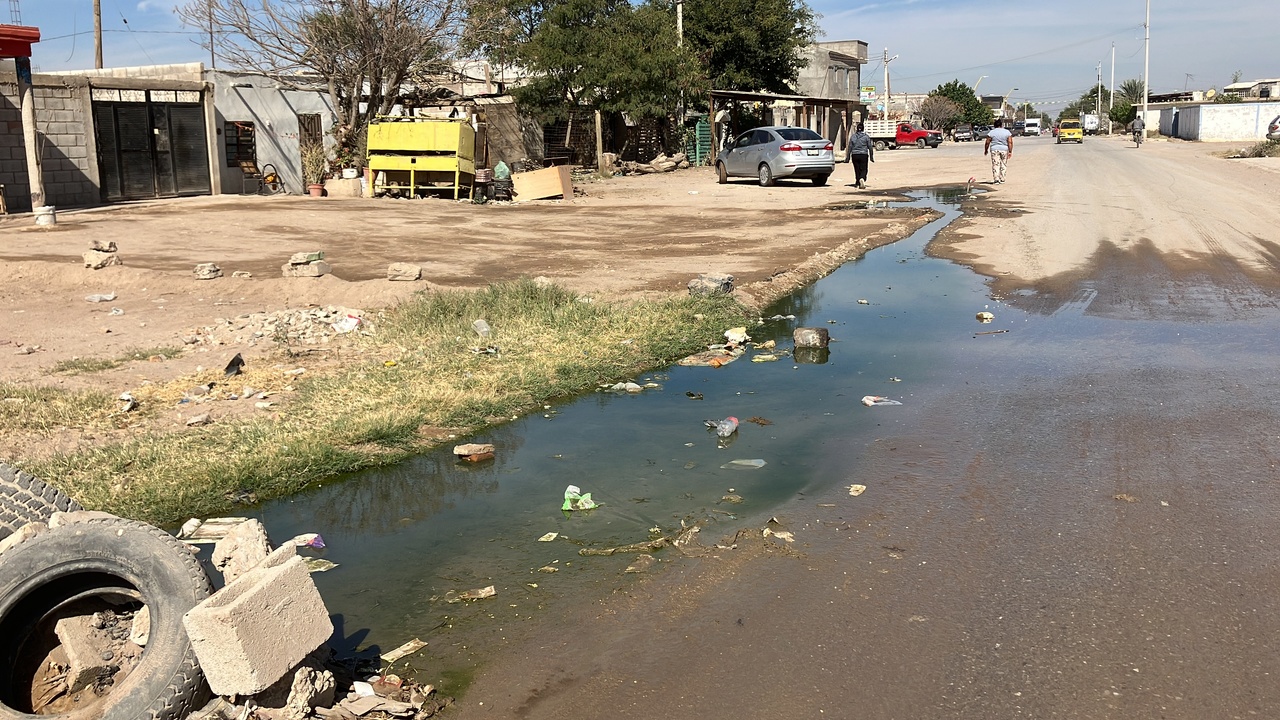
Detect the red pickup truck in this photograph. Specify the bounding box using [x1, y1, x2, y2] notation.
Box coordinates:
[863, 120, 943, 150]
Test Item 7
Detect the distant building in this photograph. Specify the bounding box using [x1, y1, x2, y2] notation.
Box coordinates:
[795, 41, 867, 101]
[1222, 78, 1280, 99]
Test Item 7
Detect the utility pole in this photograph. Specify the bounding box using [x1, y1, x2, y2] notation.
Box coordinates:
[1142, 0, 1150, 124]
[1109, 43, 1115, 119]
[94, 0, 103, 68]
[882, 49, 898, 119]
[1096, 61, 1102, 118]
[208, 2, 216, 69]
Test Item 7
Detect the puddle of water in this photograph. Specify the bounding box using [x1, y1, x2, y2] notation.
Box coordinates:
[246, 189, 1015, 689]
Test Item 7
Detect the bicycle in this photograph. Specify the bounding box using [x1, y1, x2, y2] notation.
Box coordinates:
[1133, 130, 1143, 148]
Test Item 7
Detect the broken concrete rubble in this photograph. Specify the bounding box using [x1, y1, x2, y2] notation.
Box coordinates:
[194, 263, 224, 280]
[386, 263, 422, 281]
[83, 250, 122, 269]
[183, 554, 334, 695]
[687, 272, 735, 296]
[211, 518, 274, 584]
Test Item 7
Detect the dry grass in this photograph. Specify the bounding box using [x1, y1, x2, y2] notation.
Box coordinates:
[50, 345, 186, 375]
[21, 280, 749, 524]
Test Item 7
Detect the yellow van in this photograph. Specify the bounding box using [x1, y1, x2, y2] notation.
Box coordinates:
[1057, 119, 1083, 144]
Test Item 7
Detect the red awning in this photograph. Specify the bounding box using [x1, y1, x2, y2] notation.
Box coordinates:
[0, 23, 40, 58]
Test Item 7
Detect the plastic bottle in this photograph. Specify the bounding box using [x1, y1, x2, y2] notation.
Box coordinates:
[472, 319, 492, 339]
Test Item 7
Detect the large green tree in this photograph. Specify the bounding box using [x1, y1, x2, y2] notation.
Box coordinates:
[682, 0, 818, 93]
[928, 80, 992, 125]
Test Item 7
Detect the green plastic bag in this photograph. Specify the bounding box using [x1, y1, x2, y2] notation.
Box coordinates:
[493, 161, 511, 180]
[562, 484, 599, 511]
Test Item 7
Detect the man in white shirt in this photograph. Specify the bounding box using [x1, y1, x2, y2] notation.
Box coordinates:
[984, 119, 1014, 184]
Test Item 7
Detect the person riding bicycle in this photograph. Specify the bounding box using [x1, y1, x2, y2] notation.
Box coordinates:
[1132, 115, 1145, 146]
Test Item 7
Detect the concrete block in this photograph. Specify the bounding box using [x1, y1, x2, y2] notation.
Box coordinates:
[793, 327, 830, 348]
[321, 177, 361, 198]
[281, 261, 331, 278]
[183, 555, 333, 696]
[687, 272, 735, 296]
[387, 262, 421, 281]
[211, 518, 271, 583]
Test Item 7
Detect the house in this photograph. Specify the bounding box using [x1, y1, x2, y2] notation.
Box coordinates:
[1222, 78, 1280, 100]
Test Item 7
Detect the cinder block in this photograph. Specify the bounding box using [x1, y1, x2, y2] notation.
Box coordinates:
[182, 555, 333, 696]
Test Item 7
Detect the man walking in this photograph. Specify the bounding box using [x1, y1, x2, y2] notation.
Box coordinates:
[984, 119, 1013, 184]
[847, 122, 874, 189]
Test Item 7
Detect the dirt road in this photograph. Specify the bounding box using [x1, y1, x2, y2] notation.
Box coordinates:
[452, 137, 1280, 719]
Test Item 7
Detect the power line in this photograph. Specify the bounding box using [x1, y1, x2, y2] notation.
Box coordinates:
[895, 24, 1144, 82]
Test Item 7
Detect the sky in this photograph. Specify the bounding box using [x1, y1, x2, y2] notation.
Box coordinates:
[15, 0, 1276, 114]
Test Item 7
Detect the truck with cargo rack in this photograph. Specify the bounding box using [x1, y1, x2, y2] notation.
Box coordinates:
[863, 120, 943, 150]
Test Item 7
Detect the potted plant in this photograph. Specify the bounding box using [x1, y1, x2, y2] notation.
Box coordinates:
[301, 141, 328, 197]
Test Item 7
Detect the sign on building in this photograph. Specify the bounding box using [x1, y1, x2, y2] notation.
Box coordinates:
[859, 86, 878, 103]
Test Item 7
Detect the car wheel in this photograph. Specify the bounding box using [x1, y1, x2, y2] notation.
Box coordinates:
[873, 140, 887, 151]
[916, 138, 926, 148]
[758, 164, 774, 187]
[716, 162, 727, 185]
[1, 463, 83, 542]
[0, 517, 213, 720]
[811, 174, 829, 187]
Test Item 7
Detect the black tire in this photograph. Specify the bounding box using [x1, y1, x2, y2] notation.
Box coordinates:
[1, 463, 83, 542]
[811, 174, 829, 187]
[915, 138, 926, 148]
[757, 164, 774, 187]
[716, 162, 727, 184]
[873, 140, 887, 152]
[0, 517, 213, 720]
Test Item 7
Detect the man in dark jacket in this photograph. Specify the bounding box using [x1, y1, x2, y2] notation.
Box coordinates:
[847, 122, 874, 189]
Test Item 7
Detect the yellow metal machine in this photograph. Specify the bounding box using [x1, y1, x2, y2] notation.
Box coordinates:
[367, 118, 476, 200]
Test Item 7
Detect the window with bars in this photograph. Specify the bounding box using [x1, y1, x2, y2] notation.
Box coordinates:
[225, 121, 256, 168]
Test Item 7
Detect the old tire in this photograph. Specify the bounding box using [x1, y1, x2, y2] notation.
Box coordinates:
[757, 164, 774, 187]
[0, 463, 83, 542]
[0, 517, 212, 720]
[716, 162, 727, 184]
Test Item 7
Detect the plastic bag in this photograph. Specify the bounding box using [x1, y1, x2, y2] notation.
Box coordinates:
[562, 484, 599, 511]
[861, 396, 902, 407]
[493, 161, 511, 180]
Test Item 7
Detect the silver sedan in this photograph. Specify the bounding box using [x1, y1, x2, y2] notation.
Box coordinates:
[716, 126, 835, 187]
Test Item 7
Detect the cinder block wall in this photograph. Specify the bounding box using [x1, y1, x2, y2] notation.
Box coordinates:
[0, 78, 99, 214]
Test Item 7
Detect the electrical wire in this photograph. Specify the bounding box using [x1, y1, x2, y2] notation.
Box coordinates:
[895, 24, 1143, 82]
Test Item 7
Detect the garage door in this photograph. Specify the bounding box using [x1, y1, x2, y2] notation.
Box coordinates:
[93, 89, 211, 202]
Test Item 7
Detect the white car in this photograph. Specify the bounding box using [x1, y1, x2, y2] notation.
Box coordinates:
[1268, 115, 1280, 141]
[716, 126, 835, 187]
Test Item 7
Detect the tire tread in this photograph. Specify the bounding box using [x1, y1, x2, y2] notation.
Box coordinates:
[0, 462, 84, 541]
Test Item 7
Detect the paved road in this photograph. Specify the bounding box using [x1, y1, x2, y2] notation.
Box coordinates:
[454, 139, 1280, 719]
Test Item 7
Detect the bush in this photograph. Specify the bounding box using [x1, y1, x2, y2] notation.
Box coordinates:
[1240, 139, 1280, 158]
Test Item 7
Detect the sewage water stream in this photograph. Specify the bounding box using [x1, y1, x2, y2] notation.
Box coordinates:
[242, 188, 1001, 687]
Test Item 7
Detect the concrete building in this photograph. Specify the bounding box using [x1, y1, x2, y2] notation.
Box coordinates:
[1223, 78, 1280, 100]
[795, 41, 867, 101]
[1159, 101, 1278, 142]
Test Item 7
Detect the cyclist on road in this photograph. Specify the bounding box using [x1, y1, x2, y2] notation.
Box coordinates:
[1132, 115, 1145, 147]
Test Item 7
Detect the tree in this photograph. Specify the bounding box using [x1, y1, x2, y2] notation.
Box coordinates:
[1117, 78, 1145, 104]
[179, 0, 460, 148]
[918, 95, 961, 130]
[682, 0, 817, 93]
[928, 80, 992, 125]
[1109, 101, 1134, 125]
[478, 0, 699, 121]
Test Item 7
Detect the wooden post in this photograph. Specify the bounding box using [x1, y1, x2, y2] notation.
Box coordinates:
[15, 57, 46, 212]
[594, 109, 603, 174]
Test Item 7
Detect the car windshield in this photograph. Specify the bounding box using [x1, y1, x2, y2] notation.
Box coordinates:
[1061, 121, 1080, 128]
[775, 128, 823, 141]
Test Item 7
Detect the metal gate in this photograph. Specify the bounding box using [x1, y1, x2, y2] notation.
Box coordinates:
[92, 89, 211, 202]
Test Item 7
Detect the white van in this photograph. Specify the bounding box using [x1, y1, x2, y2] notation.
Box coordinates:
[1023, 119, 1042, 136]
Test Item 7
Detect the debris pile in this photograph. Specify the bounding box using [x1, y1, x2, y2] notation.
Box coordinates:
[282, 252, 332, 279]
[182, 306, 369, 347]
[617, 152, 692, 175]
[194, 263, 224, 280]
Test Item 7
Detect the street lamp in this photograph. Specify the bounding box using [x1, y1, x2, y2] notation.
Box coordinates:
[1001, 87, 1018, 119]
[974, 75, 988, 95]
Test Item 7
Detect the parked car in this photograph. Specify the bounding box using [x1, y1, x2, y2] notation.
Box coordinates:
[1057, 119, 1083, 144]
[953, 123, 974, 142]
[715, 126, 834, 186]
[1268, 115, 1280, 141]
[972, 124, 992, 140]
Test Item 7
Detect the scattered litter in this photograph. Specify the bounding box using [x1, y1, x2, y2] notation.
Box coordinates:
[747, 416, 773, 426]
[974, 329, 1009, 336]
[223, 353, 245, 377]
[562, 484, 599, 512]
[1114, 494, 1139, 503]
[444, 585, 496, 603]
[538, 565, 558, 573]
[757, 339, 777, 349]
[625, 555, 657, 573]
[303, 558, 338, 573]
[85, 292, 117, 303]
[14, 345, 38, 355]
[579, 538, 666, 556]
[721, 459, 766, 469]
[472, 319, 491, 338]
[724, 327, 751, 344]
[763, 528, 795, 543]
[976, 311, 994, 323]
[705, 416, 739, 437]
[537, 532, 559, 542]
[606, 381, 644, 393]
[888, 377, 902, 382]
[352, 681, 376, 698]
[470, 346, 500, 355]
[109, 307, 124, 316]
[751, 354, 779, 362]
[765, 314, 796, 321]
[679, 348, 742, 367]
[720, 494, 744, 504]
[861, 396, 902, 406]
[119, 392, 138, 413]
[284, 367, 306, 376]
[333, 315, 362, 334]
[380, 639, 427, 664]
[848, 484, 867, 496]
[254, 401, 274, 409]
[857, 299, 870, 305]
[685, 391, 704, 400]
[291, 533, 326, 549]
[186, 413, 212, 426]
